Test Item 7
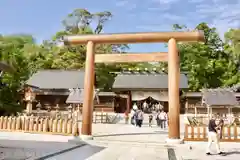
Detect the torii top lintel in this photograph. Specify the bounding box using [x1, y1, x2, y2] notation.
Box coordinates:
[63, 31, 205, 45]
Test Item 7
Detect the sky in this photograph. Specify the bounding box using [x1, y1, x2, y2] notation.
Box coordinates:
[0, 0, 240, 52]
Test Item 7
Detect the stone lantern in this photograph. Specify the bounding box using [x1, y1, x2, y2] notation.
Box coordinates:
[46, 104, 51, 112]
[67, 104, 73, 119]
[24, 88, 36, 114]
[36, 102, 42, 116]
[55, 104, 60, 118]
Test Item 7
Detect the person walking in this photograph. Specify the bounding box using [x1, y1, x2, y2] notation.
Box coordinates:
[156, 110, 161, 127]
[206, 115, 224, 155]
[133, 103, 138, 110]
[159, 110, 167, 129]
[136, 109, 144, 127]
[130, 108, 136, 125]
[148, 114, 153, 127]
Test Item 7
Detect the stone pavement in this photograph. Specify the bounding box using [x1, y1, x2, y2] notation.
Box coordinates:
[86, 144, 170, 160]
[0, 139, 104, 160]
[175, 141, 240, 160]
[92, 123, 169, 143]
[1, 120, 240, 159]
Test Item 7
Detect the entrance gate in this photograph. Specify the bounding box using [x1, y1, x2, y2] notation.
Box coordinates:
[63, 31, 204, 142]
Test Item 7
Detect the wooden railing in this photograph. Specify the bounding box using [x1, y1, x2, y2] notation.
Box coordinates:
[94, 112, 109, 123]
[184, 124, 240, 142]
[0, 116, 79, 136]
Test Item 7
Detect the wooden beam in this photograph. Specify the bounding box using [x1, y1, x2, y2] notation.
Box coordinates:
[95, 52, 168, 63]
[63, 31, 205, 45]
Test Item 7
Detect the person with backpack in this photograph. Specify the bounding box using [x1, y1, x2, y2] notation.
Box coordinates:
[136, 109, 144, 127]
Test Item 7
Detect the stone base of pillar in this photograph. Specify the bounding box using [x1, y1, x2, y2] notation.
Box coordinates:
[80, 134, 94, 140]
[165, 138, 184, 145]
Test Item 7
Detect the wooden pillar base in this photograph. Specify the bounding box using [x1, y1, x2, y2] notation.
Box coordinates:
[165, 138, 184, 145]
[80, 134, 94, 140]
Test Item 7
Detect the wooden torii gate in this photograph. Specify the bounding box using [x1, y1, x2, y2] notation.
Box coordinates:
[63, 31, 205, 143]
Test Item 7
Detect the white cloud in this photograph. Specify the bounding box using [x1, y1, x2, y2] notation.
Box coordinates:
[112, 0, 240, 39]
[115, 0, 137, 10]
[135, 24, 171, 32]
[146, 0, 239, 37]
[115, 0, 129, 7]
[152, 0, 180, 4]
[194, 0, 240, 38]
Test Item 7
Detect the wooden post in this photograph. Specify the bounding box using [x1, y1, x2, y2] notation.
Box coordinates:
[168, 38, 180, 140]
[194, 107, 197, 117]
[185, 99, 188, 115]
[126, 91, 131, 114]
[81, 41, 95, 139]
[207, 106, 210, 121]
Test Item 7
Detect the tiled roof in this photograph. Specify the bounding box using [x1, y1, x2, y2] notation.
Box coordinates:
[66, 89, 97, 104]
[112, 73, 188, 90]
[201, 88, 238, 106]
[26, 70, 85, 89]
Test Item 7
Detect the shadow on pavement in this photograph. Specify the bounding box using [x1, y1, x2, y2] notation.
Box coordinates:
[0, 140, 105, 160]
[223, 151, 240, 156]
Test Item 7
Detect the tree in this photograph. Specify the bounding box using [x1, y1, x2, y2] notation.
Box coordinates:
[48, 9, 136, 90]
[223, 29, 240, 86]
[0, 35, 38, 115]
[172, 23, 240, 91]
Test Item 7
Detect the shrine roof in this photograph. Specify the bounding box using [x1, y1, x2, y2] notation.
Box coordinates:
[112, 71, 188, 90]
[66, 88, 98, 104]
[26, 70, 85, 89]
[201, 88, 238, 106]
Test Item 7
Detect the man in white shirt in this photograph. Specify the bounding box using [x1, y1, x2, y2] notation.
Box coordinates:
[159, 110, 167, 129]
[143, 101, 148, 112]
[133, 103, 138, 110]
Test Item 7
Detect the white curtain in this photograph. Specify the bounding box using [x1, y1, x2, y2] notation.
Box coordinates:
[131, 91, 168, 101]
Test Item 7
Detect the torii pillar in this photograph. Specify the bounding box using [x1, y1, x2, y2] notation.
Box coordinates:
[63, 31, 205, 142]
[80, 41, 95, 140]
[166, 38, 182, 144]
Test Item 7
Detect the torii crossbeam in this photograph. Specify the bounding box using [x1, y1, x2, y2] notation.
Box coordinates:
[63, 31, 205, 143]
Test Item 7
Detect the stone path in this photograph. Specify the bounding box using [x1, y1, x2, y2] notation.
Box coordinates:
[175, 142, 240, 160]
[0, 116, 240, 159]
[0, 140, 103, 160]
[86, 145, 169, 160]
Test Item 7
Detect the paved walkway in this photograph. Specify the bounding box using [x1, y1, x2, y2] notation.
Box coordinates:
[92, 123, 169, 143]
[86, 144, 169, 160]
[175, 142, 240, 160]
[1, 119, 240, 159]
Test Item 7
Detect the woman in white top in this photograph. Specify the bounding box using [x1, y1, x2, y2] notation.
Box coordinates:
[130, 108, 136, 125]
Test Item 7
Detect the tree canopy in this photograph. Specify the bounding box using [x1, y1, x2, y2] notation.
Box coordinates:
[0, 8, 239, 115]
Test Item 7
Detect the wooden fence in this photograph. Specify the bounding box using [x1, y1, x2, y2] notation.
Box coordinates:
[94, 112, 109, 123]
[0, 116, 79, 136]
[184, 124, 240, 142]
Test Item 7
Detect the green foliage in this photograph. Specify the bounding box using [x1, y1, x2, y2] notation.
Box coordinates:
[172, 23, 240, 91]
